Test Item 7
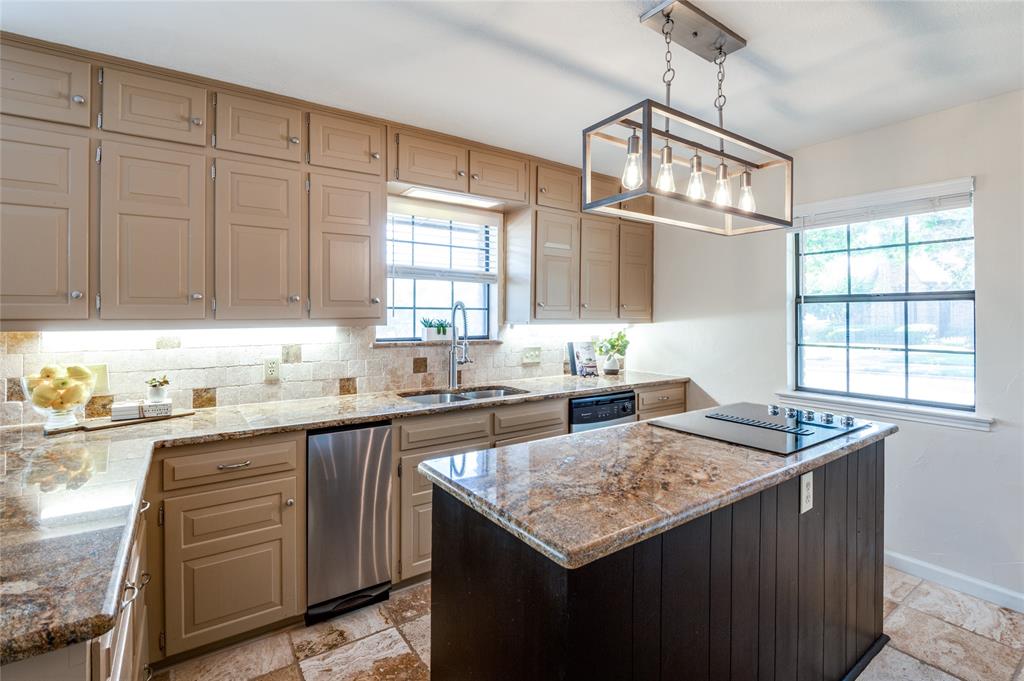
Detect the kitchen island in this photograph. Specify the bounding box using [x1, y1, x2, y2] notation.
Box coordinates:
[419, 407, 898, 681]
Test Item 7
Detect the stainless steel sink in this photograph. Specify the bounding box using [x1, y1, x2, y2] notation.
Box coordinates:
[457, 387, 528, 400]
[401, 392, 469, 405]
[399, 386, 528, 405]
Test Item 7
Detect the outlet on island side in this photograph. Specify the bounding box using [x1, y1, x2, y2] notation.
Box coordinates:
[800, 472, 813, 514]
[264, 357, 281, 383]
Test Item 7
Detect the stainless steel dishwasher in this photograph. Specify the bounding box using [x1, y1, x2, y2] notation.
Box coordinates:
[306, 422, 392, 623]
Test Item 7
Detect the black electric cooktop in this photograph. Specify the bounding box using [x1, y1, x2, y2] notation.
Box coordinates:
[649, 402, 869, 455]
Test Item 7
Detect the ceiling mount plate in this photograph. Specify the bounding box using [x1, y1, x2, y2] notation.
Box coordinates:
[640, 0, 747, 62]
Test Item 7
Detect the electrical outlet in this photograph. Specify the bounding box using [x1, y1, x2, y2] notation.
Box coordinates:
[264, 357, 281, 383]
[800, 472, 814, 514]
[522, 346, 542, 366]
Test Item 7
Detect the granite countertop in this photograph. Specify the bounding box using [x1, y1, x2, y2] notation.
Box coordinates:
[419, 408, 898, 570]
[0, 371, 686, 665]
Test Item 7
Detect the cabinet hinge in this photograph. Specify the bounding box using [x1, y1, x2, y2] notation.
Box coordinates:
[306, 151, 310, 163]
[397, 559, 402, 577]
[397, 460, 402, 478]
[157, 503, 164, 526]
[95, 146, 102, 164]
[305, 177, 310, 192]
[211, 132, 217, 148]
[95, 294, 101, 311]
[96, 112, 103, 129]
[211, 297, 217, 312]
[158, 632, 165, 652]
[211, 161, 216, 180]
[97, 67, 103, 85]
[306, 297, 311, 312]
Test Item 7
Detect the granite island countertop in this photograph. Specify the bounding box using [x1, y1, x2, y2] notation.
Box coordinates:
[0, 371, 686, 665]
[419, 407, 897, 570]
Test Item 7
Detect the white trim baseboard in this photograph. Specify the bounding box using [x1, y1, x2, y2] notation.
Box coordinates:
[776, 390, 993, 432]
[885, 550, 1024, 613]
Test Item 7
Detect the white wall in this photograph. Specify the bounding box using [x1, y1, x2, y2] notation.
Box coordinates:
[630, 90, 1024, 608]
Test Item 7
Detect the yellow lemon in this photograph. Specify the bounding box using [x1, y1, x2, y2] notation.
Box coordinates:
[61, 383, 88, 405]
[31, 383, 60, 408]
[50, 395, 72, 411]
[52, 377, 74, 390]
[65, 365, 94, 382]
[39, 365, 66, 380]
[25, 374, 45, 390]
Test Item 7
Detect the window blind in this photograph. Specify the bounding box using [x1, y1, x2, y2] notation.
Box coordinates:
[385, 213, 498, 285]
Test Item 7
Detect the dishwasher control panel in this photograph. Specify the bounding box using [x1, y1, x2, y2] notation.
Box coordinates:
[570, 391, 636, 427]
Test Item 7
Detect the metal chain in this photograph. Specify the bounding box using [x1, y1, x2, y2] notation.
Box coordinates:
[661, 13, 675, 131]
[713, 46, 727, 150]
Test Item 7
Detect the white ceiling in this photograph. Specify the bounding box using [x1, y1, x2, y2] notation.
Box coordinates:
[2, 0, 1021, 168]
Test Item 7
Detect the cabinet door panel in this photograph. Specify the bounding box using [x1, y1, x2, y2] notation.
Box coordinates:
[396, 133, 467, 192]
[214, 93, 302, 162]
[580, 217, 619, 320]
[310, 172, 385, 320]
[309, 113, 384, 176]
[0, 45, 91, 126]
[99, 142, 206, 319]
[535, 164, 580, 212]
[619, 220, 654, 321]
[101, 68, 206, 145]
[215, 159, 303, 319]
[588, 174, 621, 208]
[468, 150, 527, 202]
[534, 210, 579, 320]
[0, 125, 89, 319]
[622, 194, 654, 215]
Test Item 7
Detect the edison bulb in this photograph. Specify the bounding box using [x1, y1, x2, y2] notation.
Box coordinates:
[738, 170, 756, 212]
[686, 154, 706, 200]
[620, 131, 643, 190]
[713, 162, 732, 206]
[655, 145, 676, 193]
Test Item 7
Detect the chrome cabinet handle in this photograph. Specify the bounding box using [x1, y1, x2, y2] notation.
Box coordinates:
[121, 583, 139, 609]
[371, 297, 381, 304]
[139, 499, 151, 514]
[539, 187, 548, 193]
[190, 116, 204, 126]
[285, 498, 295, 507]
[289, 136, 300, 144]
[70, 290, 83, 299]
[288, 294, 300, 303]
[370, 152, 381, 159]
[658, 396, 670, 401]
[471, 173, 481, 180]
[144, 664, 154, 681]
[72, 95, 86, 104]
[537, 302, 546, 308]
[191, 292, 204, 300]
[457, 170, 466, 177]
[138, 572, 152, 588]
[217, 460, 251, 470]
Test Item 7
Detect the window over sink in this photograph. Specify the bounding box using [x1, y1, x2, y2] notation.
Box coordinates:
[377, 197, 500, 341]
[794, 183, 976, 410]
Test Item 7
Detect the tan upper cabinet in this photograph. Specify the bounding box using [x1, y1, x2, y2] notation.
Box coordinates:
[534, 210, 580, 320]
[99, 141, 206, 319]
[100, 68, 207, 145]
[309, 171, 385, 321]
[308, 112, 384, 176]
[622, 193, 654, 215]
[0, 124, 90, 320]
[395, 132, 468, 192]
[579, 217, 619, 320]
[588, 174, 621, 208]
[0, 45, 91, 127]
[468, 149, 527, 202]
[214, 93, 302, 162]
[214, 159, 303, 319]
[619, 220, 654, 321]
[535, 163, 580, 212]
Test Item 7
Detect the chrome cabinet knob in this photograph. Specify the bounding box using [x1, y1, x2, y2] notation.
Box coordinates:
[191, 292, 203, 300]
[72, 95, 86, 104]
[370, 152, 381, 159]
[285, 498, 295, 507]
[582, 303, 589, 309]
[288, 294, 300, 303]
[457, 170, 466, 177]
[471, 173, 481, 180]
[539, 187, 548, 193]
[370, 297, 381, 304]
[70, 290, 83, 299]
[537, 302, 546, 308]
[288, 136, 300, 144]
[190, 116, 204, 126]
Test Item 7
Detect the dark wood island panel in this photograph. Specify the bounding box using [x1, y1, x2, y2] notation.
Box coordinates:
[431, 441, 887, 681]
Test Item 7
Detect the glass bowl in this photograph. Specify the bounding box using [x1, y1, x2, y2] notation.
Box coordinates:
[22, 365, 96, 432]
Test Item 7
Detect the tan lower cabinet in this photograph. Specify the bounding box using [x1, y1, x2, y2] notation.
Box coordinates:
[0, 124, 90, 320]
[394, 132, 468, 192]
[214, 92, 303, 162]
[636, 383, 687, 420]
[619, 220, 654, 321]
[99, 141, 206, 319]
[535, 163, 580, 211]
[579, 217, 619, 320]
[309, 171, 386, 321]
[0, 45, 91, 127]
[214, 159, 304, 319]
[468, 149, 527, 202]
[534, 210, 580, 320]
[100, 68, 207, 146]
[309, 112, 385, 176]
[91, 517, 149, 681]
[492, 399, 567, 439]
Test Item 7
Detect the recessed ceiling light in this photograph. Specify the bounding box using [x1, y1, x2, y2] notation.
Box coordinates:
[401, 187, 504, 209]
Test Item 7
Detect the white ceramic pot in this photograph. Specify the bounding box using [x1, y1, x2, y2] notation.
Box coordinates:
[421, 327, 436, 341]
[602, 354, 621, 375]
[147, 385, 168, 402]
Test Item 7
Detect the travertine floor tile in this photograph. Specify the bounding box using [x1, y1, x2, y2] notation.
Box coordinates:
[289, 604, 394, 660]
[252, 664, 303, 681]
[170, 632, 294, 681]
[383, 582, 431, 625]
[860, 646, 960, 681]
[883, 598, 899, 619]
[399, 613, 431, 666]
[299, 628, 429, 681]
[886, 606, 1022, 681]
[884, 566, 922, 603]
[906, 581, 1024, 651]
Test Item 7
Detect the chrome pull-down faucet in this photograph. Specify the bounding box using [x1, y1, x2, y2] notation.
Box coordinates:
[449, 301, 472, 389]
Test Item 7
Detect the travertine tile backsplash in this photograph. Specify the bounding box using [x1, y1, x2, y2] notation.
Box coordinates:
[0, 326, 584, 427]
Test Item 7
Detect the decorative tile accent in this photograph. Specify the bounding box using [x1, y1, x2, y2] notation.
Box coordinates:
[155, 336, 181, 350]
[884, 566, 922, 602]
[84, 394, 114, 418]
[859, 646, 960, 681]
[2, 332, 40, 354]
[6, 378, 24, 403]
[905, 581, 1024, 651]
[398, 614, 430, 667]
[169, 632, 294, 681]
[412, 358, 427, 374]
[382, 582, 431, 625]
[339, 377, 357, 395]
[192, 387, 217, 409]
[282, 345, 302, 364]
[298, 628, 428, 681]
[289, 604, 394, 661]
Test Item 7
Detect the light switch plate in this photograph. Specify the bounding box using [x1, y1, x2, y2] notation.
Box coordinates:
[522, 346, 541, 366]
[800, 472, 814, 514]
[264, 357, 281, 383]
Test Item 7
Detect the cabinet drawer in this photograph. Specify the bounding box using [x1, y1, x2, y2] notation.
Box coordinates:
[493, 399, 567, 436]
[536, 164, 580, 211]
[638, 406, 686, 420]
[396, 411, 491, 452]
[494, 429, 565, 448]
[309, 112, 385, 176]
[100, 68, 207, 145]
[162, 434, 299, 491]
[469, 149, 527, 202]
[214, 92, 302, 161]
[637, 385, 686, 412]
[396, 132, 468, 192]
[0, 45, 91, 126]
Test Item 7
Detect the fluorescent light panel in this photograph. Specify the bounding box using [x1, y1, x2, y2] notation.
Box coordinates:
[401, 187, 504, 209]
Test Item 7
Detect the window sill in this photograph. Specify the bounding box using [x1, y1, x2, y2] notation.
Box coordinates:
[775, 390, 993, 432]
[372, 339, 503, 349]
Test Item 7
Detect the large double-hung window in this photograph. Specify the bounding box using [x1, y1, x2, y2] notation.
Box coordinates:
[377, 198, 499, 341]
[794, 180, 976, 409]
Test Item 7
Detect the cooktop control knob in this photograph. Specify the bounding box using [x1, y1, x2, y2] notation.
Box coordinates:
[821, 412, 835, 424]
[768, 404, 781, 415]
[803, 409, 816, 421]
[785, 407, 799, 419]
[839, 414, 856, 427]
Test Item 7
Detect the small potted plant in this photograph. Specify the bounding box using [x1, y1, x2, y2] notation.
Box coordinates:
[433, 319, 451, 337]
[146, 375, 170, 402]
[596, 331, 630, 375]
[420, 317, 438, 341]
